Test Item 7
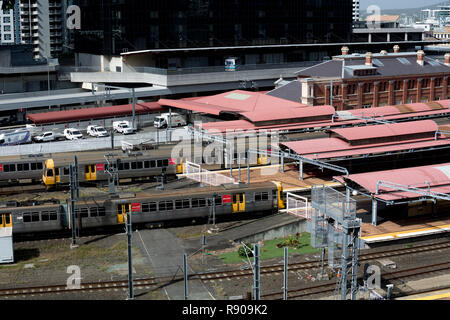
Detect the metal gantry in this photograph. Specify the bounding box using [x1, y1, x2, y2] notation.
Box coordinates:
[307, 185, 362, 300]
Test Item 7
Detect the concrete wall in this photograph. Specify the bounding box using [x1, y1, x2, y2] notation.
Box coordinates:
[234, 219, 307, 244]
[109, 56, 123, 72]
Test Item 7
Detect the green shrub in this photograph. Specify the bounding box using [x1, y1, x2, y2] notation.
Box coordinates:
[238, 243, 254, 258]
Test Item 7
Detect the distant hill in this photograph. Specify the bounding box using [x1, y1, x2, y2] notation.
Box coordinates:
[362, 1, 450, 18]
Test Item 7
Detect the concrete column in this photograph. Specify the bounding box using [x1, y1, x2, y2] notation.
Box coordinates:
[372, 198, 378, 226]
[416, 78, 423, 103]
[443, 76, 448, 99]
[388, 80, 395, 106]
[387, 33, 391, 42]
[402, 79, 409, 104]
[430, 77, 436, 102]
[368, 33, 372, 43]
[373, 81, 380, 107]
[405, 33, 409, 41]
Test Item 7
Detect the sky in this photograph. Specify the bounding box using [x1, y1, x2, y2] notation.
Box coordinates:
[360, 0, 446, 10]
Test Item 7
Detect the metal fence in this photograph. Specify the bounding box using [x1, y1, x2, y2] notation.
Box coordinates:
[183, 161, 235, 186]
[311, 185, 357, 222]
[286, 192, 310, 219]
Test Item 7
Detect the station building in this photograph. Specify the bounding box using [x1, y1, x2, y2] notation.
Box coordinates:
[269, 46, 450, 111]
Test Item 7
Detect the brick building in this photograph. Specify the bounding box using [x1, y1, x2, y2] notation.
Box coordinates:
[269, 46, 450, 111]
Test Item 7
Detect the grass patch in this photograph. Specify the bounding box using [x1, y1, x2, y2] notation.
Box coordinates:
[217, 233, 319, 264]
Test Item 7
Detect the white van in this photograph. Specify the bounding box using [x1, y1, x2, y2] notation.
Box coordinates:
[113, 121, 135, 135]
[154, 113, 187, 129]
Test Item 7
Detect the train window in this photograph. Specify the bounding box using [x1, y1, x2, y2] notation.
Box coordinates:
[37, 162, 43, 170]
[149, 202, 157, 212]
[131, 162, 137, 170]
[3, 164, 15, 172]
[163, 159, 169, 167]
[90, 207, 98, 217]
[150, 160, 156, 168]
[198, 199, 206, 207]
[175, 200, 183, 210]
[31, 163, 37, 170]
[159, 201, 166, 211]
[64, 167, 70, 176]
[5, 214, 10, 225]
[137, 162, 143, 169]
[55, 168, 60, 176]
[23, 213, 31, 223]
[98, 207, 106, 217]
[46, 169, 53, 177]
[118, 162, 124, 170]
[144, 161, 150, 169]
[166, 201, 173, 211]
[157, 160, 163, 167]
[41, 211, 49, 221]
[255, 192, 269, 201]
[17, 163, 24, 171]
[124, 162, 130, 170]
[192, 199, 199, 208]
[215, 196, 222, 206]
[183, 199, 190, 208]
[49, 211, 57, 221]
[141, 203, 149, 213]
[80, 208, 89, 218]
[24, 163, 30, 171]
[31, 212, 40, 222]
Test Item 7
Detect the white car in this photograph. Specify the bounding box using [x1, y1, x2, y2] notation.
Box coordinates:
[33, 132, 59, 143]
[113, 121, 135, 135]
[64, 128, 84, 140]
[87, 125, 109, 137]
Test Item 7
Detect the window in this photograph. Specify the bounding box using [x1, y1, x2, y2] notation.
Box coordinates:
[3, 164, 15, 172]
[214, 196, 222, 206]
[436, 78, 442, 87]
[4, 34, 11, 41]
[142, 202, 157, 212]
[32, 212, 40, 222]
[159, 200, 173, 211]
[131, 162, 137, 170]
[23, 213, 31, 223]
[192, 198, 207, 208]
[176, 199, 191, 209]
[76, 207, 89, 218]
[255, 192, 269, 201]
[98, 207, 106, 217]
[144, 161, 150, 169]
[422, 79, 429, 88]
[90, 207, 98, 217]
[17, 163, 30, 171]
[3, 17, 10, 23]
[4, 25, 11, 32]
[50, 211, 57, 221]
[157, 160, 163, 167]
[41, 211, 50, 221]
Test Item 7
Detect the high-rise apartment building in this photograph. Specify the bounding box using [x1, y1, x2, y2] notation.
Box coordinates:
[73, 0, 353, 56]
[0, 0, 16, 45]
[353, 0, 360, 22]
[18, 0, 66, 59]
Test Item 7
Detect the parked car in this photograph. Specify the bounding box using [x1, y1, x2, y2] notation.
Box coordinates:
[87, 125, 109, 137]
[64, 128, 84, 140]
[154, 113, 187, 129]
[33, 131, 64, 143]
[113, 121, 135, 135]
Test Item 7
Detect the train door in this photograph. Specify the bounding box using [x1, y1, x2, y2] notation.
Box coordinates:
[232, 193, 246, 213]
[116, 204, 131, 224]
[0, 213, 12, 228]
[84, 165, 97, 181]
[257, 152, 268, 165]
[55, 168, 61, 184]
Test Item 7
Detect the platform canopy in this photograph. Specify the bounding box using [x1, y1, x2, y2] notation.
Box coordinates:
[158, 90, 335, 126]
[335, 163, 450, 202]
[27, 102, 165, 124]
[280, 120, 450, 160]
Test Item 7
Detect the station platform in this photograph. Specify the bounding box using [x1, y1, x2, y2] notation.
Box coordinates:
[214, 164, 340, 191]
[361, 218, 450, 244]
[408, 290, 450, 300]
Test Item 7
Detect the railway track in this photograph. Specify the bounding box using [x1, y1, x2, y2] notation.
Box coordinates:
[261, 261, 450, 300]
[197, 240, 450, 282]
[0, 240, 449, 299]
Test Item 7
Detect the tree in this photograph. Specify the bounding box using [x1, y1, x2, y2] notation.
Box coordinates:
[1, 0, 15, 11]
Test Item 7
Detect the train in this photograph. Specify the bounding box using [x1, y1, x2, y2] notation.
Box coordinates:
[0, 146, 184, 188]
[0, 181, 285, 236]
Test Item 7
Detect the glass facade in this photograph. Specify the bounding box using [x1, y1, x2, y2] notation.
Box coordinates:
[74, 0, 352, 55]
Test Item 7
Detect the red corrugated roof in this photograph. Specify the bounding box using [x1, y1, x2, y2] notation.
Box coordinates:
[336, 163, 450, 201]
[159, 90, 310, 123]
[240, 105, 335, 123]
[200, 105, 450, 134]
[281, 120, 450, 160]
[27, 102, 165, 124]
[329, 120, 438, 142]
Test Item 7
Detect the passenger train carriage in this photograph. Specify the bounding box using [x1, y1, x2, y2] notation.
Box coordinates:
[0, 147, 183, 188]
[0, 181, 285, 236]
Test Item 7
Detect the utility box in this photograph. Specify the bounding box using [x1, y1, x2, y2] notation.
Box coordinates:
[0, 225, 14, 264]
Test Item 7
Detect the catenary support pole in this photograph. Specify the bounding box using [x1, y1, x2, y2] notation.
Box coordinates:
[253, 244, 260, 300]
[341, 232, 349, 300]
[69, 165, 77, 248]
[184, 253, 189, 300]
[126, 208, 134, 300]
[247, 150, 250, 184]
[372, 198, 378, 226]
[283, 247, 288, 300]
